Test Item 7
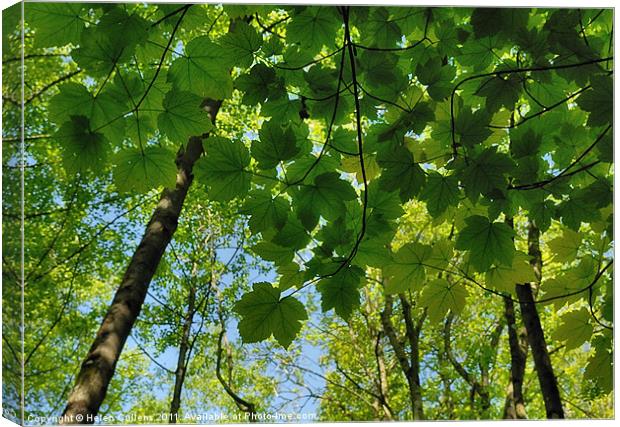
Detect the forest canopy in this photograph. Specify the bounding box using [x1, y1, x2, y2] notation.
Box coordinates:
[1, 2, 614, 423]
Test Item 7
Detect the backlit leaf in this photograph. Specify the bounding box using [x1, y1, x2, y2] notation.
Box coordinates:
[455, 215, 516, 272]
[194, 137, 251, 201]
[234, 282, 307, 348]
[419, 279, 468, 323]
[113, 146, 177, 192]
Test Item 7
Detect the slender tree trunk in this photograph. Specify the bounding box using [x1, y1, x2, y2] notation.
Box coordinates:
[361, 287, 394, 420]
[373, 332, 394, 420]
[215, 329, 257, 420]
[515, 223, 564, 419]
[169, 284, 196, 423]
[502, 296, 528, 419]
[213, 285, 257, 421]
[437, 353, 454, 418]
[443, 312, 485, 416]
[380, 294, 424, 420]
[399, 294, 425, 420]
[61, 100, 222, 423]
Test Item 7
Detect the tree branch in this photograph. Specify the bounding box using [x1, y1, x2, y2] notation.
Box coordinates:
[450, 56, 612, 159]
[509, 124, 611, 190]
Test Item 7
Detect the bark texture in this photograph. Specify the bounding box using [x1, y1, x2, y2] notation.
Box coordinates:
[215, 328, 257, 420]
[502, 296, 528, 419]
[515, 223, 564, 419]
[361, 287, 394, 420]
[443, 312, 497, 417]
[380, 294, 424, 420]
[214, 285, 257, 421]
[61, 100, 222, 423]
[169, 284, 196, 422]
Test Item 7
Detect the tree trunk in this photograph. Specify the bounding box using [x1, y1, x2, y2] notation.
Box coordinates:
[515, 223, 564, 419]
[213, 285, 257, 421]
[61, 100, 222, 423]
[380, 294, 424, 420]
[361, 287, 394, 420]
[436, 348, 455, 418]
[502, 296, 528, 419]
[169, 284, 197, 423]
[215, 330, 257, 420]
[443, 312, 488, 417]
[399, 294, 425, 420]
[373, 332, 394, 420]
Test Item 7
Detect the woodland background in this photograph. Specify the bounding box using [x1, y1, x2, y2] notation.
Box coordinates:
[1, 1, 615, 423]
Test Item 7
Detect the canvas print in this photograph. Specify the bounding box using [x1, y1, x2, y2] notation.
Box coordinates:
[1, 1, 614, 424]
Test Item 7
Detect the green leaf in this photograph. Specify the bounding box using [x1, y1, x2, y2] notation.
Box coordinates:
[485, 251, 536, 292]
[576, 75, 612, 127]
[453, 107, 492, 148]
[547, 229, 582, 263]
[387, 7, 426, 35]
[234, 282, 307, 348]
[455, 215, 515, 272]
[55, 116, 109, 174]
[285, 153, 340, 184]
[416, 57, 456, 101]
[596, 132, 613, 163]
[167, 36, 234, 100]
[194, 137, 251, 201]
[377, 145, 425, 202]
[26, 3, 84, 48]
[383, 243, 433, 294]
[359, 50, 401, 90]
[293, 172, 357, 230]
[362, 7, 401, 48]
[2, 4, 20, 53]
[420, 172, 460, 217]
[584, 335, 613, 394]
[527, 199, 555, 233]
[262, 96, 303, 123]
[470, 8, 529, 39]
[49, 83, 127, 143]
[475, 75, 521, 113]
[541, 258, 597, 309]
[73, 8, 148, 75]
[317, 265, 364, 320]
[48, 83, 92, 123]
[419, 279, 468, 323]
[459, 147, 514, 202]
[272, 217, 311, 250]
[218, 21, 262, 69]
[557, 196, 596, 231]
[241, 190, 290, 233]
[252, 121, 301, 169]
[223, 4, 263, 19]
[251, 241, 294, 266]
[427, 240, 454, 271]
[109, 71, 170, 120]
[286, 7, 340, 51]
[434, 20, 464, 57]
[317, 217, 355, 253]
[509, 128, 542, 159]
[552, 308, 593, 351]
[157, 91, 213, 143]
[457, 35, 501, 70]
[113, 146, 177, 192]
[277, 262, 306, 291]
[366, 182, 405, 221]
[579, 178, 612, 209]
[235, 64, 283, 105]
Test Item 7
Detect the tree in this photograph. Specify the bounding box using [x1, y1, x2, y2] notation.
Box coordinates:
[2, 2, 613, 423]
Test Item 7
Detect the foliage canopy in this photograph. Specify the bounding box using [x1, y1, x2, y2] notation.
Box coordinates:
[1, 2, 614, 422]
